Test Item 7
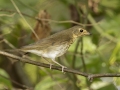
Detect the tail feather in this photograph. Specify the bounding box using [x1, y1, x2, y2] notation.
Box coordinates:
[4, 49, 20, 52]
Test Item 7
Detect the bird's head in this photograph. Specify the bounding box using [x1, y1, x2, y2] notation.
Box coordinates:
[72, 26, 90, 38]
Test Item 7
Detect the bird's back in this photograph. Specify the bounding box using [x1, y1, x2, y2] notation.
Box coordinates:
[20, 28, 74, 51]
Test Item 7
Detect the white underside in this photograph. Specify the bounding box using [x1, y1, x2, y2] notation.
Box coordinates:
[26, 50, 58, 59]
[25, 44, 68, 60]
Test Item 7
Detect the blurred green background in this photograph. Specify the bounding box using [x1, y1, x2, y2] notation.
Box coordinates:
[0, 0, 120, 90]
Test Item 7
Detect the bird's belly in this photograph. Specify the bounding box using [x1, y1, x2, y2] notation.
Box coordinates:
[43, 45, 68, 59]
[25, 44, 68, 59]
[55, 46, 68, 57]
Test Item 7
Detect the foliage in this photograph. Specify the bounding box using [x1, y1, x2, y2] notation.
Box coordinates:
[0, 0, 120, 90]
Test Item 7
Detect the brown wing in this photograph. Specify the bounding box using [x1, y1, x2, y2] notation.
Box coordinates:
[20, 38, 52, 51]
[20, 29, 72, 51]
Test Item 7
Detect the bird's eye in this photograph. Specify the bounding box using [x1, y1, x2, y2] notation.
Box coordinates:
[80, 29, 83, 32]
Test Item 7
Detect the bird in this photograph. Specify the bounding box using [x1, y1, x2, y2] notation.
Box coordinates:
[18, 25, 90, 72]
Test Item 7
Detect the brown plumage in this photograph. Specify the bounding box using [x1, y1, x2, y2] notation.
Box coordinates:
[20, 25, 90, 72]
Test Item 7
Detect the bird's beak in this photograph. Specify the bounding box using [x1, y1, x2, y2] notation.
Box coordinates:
[84, 30, 91, 35]
[88, 32, 91, 35]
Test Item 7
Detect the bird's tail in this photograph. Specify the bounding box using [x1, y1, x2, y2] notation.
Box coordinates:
[4, 49, 27, 56]
[4, 49, 20, 53]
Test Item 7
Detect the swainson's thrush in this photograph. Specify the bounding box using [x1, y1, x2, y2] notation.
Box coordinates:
[19, 26, 90, 72]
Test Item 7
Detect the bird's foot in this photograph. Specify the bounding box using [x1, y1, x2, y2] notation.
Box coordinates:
[22, 54, 26, 58]
[50, 64, 53, 69]
[62, 66, 67, 72]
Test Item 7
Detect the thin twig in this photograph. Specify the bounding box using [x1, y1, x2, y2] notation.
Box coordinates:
[0, 13, 15, 17]
[88, 14, 118, 43]
[0, 74, 33, 89]
[0, 50, 119, 82]
[10, 0, 39, 40]
[0, 9, 101, 26]
[80, 38, 87, 72]
[72, 39, 81, 68]
[82, 0, 91, 89]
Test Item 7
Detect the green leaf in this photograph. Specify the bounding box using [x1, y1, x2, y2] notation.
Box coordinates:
[0, 68, 12, 89]
[35, 76, 66, 90]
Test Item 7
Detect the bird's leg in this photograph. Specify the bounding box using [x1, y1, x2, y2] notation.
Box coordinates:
[43, 57, 53, 69]
[22, 52, 29, 58]
[51, 59, 67, 72]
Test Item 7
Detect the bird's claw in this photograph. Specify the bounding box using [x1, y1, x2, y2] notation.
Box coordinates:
[50, 64, 53, 69]
[88, 75, 93, 82]
[62, 66, 67, 72]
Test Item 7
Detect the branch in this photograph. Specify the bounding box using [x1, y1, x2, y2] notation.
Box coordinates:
[10, 0, 39, 40]
[0, 50, 120, 82]
[0, 9, 101, 26]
